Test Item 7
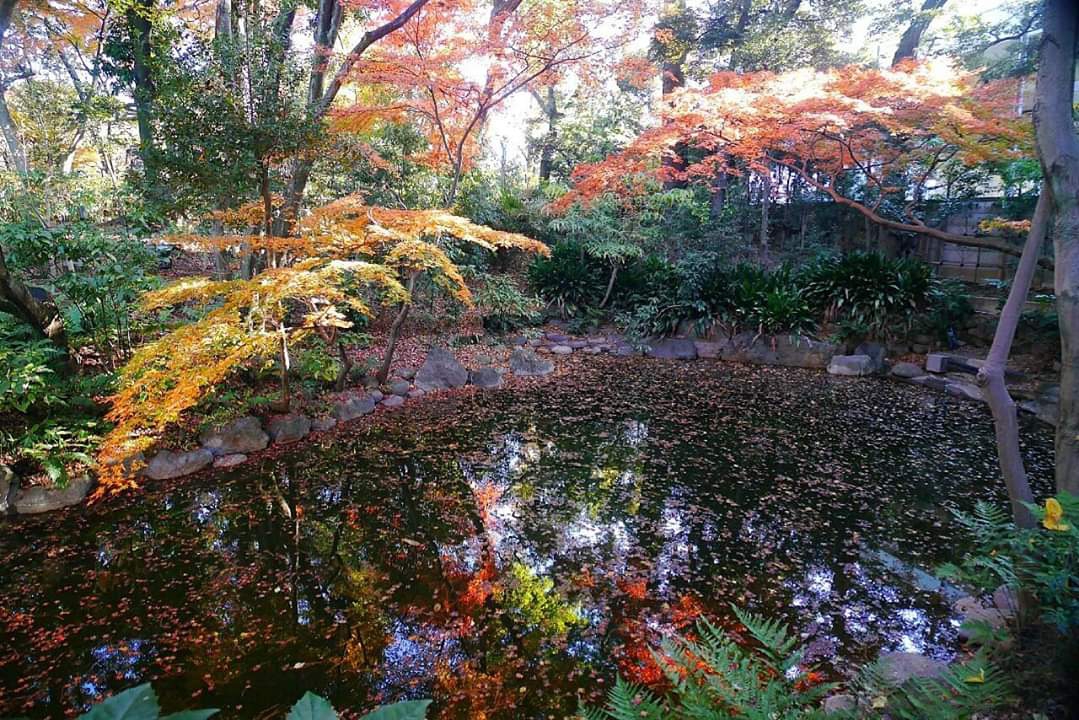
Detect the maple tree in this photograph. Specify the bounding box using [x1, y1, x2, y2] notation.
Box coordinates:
[97, 196, 545, 491]
[331, 0, 642, 205]
[557, 60, 1040, 264]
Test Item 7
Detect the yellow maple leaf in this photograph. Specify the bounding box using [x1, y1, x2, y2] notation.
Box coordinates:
[1043, 497, 1070, 532]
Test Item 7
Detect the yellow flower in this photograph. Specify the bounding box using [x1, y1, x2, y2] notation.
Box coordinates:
[1043, 497, 1071, 532]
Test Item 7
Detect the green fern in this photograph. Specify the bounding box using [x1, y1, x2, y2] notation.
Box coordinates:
[855, 651, 1009, 720]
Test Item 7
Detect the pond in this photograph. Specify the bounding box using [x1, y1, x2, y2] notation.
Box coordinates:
[0, 358, 1055, 719]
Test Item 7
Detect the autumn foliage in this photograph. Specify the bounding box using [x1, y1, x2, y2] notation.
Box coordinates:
[557, 61, 1029, 244]
[97, 197, 546, 492]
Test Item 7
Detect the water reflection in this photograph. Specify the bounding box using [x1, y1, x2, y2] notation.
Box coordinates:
[0, 360, 1055, 718]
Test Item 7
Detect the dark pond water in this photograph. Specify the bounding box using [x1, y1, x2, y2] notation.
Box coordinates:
[0, 359, 1055, 718]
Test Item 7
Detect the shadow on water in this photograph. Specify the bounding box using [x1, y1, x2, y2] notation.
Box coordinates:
[0, 359, 1055, 718]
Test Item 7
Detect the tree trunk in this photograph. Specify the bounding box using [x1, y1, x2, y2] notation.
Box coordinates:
[127, 3, 155, 166]
[891, 0, 948, 66]
[0, 88, 26, 174]
[376, 272, 417, 384]
[0, 245, 69, 354]
[599, 263, 619, 309]
[276, 324, 292, 411]
[760, 171, 771, 260]
[1032, 0, 1079, 494]
[977, 187, 1050, 528]
[335, 339, 351, 391]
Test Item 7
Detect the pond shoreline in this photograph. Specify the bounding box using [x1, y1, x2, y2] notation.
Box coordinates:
[0, 330, 1054, 518]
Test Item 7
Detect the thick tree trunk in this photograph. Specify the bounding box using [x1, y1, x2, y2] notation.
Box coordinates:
[376, 272, 417, 384]
[977, 188, 1050, 528]
[127, 4, 155, 164]
[1032, 0, 1079, 494]
[891, 0, 948, 66]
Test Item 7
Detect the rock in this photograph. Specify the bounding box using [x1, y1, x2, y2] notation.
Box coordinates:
[566, 340, 588, 349]
[720, 333, 839, 369]
[954, 596, 1009, 640]
[613, 344, 638, 357]
[213, 453, 247, 469]
[368, 390, 384, 402]
[407, 388, 426, 399]
[992, 585, 1018, 617]
[694, 341, 723, 359]
[545, 332, 569, 343]
[382, 394, 405, 408]
[12, 474, 94, 514]
[551, 345, 573, 355]
[587, 336, 607, 345]
[333, 395, 376, 422]
[199, 416, 268, 456]
[509, 335, 528, 346]
[890, 361, 924, 379]
[528, 338, 543, 347]
[827, 354, 874, 376]
[471, 367, 504, 388]
[474, 354, 493, 366]
[823, 694, 856, 714]
[267, 414, 312, 444]
[390, 380, 411, 396]
[1, 465, 17, 514]
[582, 346, 602, 354]
[854, 341, 886, 370]
[397, 367, 417, 380]
[510, 347, 554, 377]
[877, 651, 947, 685]
[926, 353, 950, 373]
[415, 348, 469, 390]
[312, 416, 337, 432]
[946, 382, 984, 402]
[646, 338, 698, 360]
[145, 448, 213, 480]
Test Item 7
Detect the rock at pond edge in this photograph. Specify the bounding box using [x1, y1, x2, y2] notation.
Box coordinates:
[510, 347, 554, 377]
[145, 448, 214, 480]
[267, 414, 312, 444]
[827, 354, 874, 376]
[12, 474, 95, 514]
[199, 416, 269, 456]
[415, 348, 469, 390]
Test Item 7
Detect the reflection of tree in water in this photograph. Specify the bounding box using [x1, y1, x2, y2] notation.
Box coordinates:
[0, 360, 1056, 718]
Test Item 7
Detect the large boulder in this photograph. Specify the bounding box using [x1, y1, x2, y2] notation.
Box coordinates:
[827, 354, 875, 376]
[646, 338, 698, 360]
[145, 448, 213, 480]
[267, 414, 312, 444]
[382, 394, 405, 408]
[415, 348, 469, 390]
[510, 347, 554, 377]
[471, 367, 504, 389]
[390, 380, 411, 396]
[12, 474, 94, 514]
[199, 416, 268, 456]
[719, 333, 838, 369]
[877, 651, 946, 685]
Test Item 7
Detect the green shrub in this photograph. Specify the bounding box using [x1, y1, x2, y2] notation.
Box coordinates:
[921, 279, 974, 343]
[75, 683, 430, 720]
[528, 241, 607, 318]
[939, 493, 1079, 634]
[799, 253, 932, 339]
[476, 275, 542, 333]
[0, 313, 67, 413]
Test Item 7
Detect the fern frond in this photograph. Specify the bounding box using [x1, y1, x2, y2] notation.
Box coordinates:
[731, 605, 799, 669]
